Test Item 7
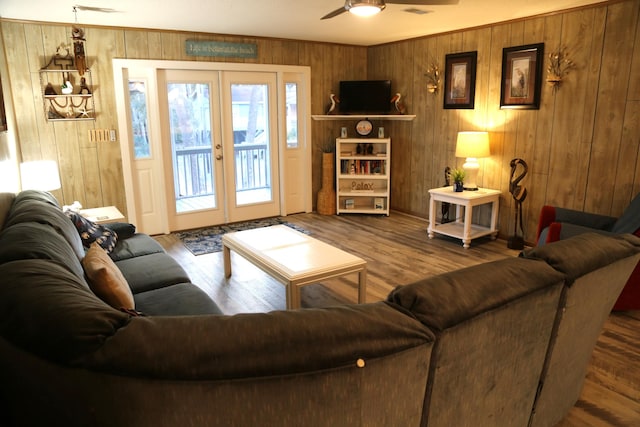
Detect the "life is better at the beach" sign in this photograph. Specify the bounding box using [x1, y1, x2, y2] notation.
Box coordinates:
[185, 40, 257, 58]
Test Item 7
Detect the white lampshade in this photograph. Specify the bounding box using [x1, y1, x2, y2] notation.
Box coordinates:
[455, 132, 490, 158]
[20, 160, 61, 191]
[348, 0, 385, 17]
[455, 132, 490, 191]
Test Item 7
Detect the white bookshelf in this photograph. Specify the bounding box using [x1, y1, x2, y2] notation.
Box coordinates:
[336, 137, 391, 216]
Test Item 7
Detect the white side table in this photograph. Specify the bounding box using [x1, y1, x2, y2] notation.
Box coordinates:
[427, 186, 502, 248]
[79, 206, 125, 224]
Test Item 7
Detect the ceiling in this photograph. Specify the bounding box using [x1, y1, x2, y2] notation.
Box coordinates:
[0, 0, 606, 46]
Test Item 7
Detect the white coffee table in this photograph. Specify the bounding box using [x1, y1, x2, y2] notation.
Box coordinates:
[222, 225, 367, 309]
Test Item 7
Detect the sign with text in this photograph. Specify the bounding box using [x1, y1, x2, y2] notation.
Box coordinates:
[185, 40, 257, 58]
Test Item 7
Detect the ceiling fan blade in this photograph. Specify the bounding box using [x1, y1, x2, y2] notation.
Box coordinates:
[74, 5, 119, 13]
[321, 7, 349, 20]
[387, 0, 459, 5]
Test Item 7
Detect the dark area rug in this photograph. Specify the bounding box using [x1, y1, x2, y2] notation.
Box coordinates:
[176, 217, 310, 255]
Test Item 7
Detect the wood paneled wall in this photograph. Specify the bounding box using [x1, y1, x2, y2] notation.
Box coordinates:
[368, 0, 640, 244]
[0, 21, 367, 217]
[1, 0, 638, 244]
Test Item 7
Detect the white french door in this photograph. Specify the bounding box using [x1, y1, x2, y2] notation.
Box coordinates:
[159, 70, 225, 230]
[113, 60, 312, 235]
[219, 71, 280, 223]
[159, 70, 280, 230]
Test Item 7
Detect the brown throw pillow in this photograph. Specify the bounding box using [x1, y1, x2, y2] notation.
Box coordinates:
[82, 242, 135, 310]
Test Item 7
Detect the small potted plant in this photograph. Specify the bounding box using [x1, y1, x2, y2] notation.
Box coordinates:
[452, 168, 465, 192]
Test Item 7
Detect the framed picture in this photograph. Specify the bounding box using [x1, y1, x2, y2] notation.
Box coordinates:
[500, 43, 544, 109]
[443, 51, 477, 109]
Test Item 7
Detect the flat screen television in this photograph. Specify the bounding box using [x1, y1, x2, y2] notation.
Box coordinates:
[339, 80, 391, 114]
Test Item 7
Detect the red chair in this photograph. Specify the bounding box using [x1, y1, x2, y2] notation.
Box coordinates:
[536, 194, 640, 311]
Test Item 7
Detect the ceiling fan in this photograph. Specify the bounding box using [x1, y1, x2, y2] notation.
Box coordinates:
[322, 0, 459, 20]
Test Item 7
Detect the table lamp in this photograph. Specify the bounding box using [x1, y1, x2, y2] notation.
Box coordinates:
[455, 131, 490, 191]
[20, 160, 61, 191]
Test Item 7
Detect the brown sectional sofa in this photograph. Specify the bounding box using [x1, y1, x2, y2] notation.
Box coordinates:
[0, 190, 638, 427]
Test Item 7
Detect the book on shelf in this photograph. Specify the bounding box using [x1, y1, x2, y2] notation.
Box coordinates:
[374, 198, 385, 210]
[340, 159, 385, 175]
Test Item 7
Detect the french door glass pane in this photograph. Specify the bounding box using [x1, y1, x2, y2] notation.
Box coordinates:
[285, 83, 298, 149]
[167, 82, 217, 213]
[231, 84, 272, 205]
[128, 80, 151, 159]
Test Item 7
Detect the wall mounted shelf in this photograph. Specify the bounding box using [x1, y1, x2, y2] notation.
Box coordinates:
[39, 69, 95, 122]
[312, 114, 415, 121]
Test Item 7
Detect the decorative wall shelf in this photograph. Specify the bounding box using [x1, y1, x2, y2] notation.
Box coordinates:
[39, 69, 95, 122]
[312, 114, 415, 121]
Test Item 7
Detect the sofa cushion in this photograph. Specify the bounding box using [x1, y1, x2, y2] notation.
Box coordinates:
[12, 189, 60, 208]
[388, 256, 567, 427]
[387, 257, 565, 331]
[134, 283, 222, 316]
[82, 242, 135, 310]
[0, 259, 130, 365]
[522, 232, 640, 285]
[116, 252, 191, 294]
[5, 198, 85, 260]
[83, 301, 433, 380]
[0, 192, 15, 230]
[109, 233, 165, 262]
[65, 211, 118, 253]
[0, 222, 87, 281]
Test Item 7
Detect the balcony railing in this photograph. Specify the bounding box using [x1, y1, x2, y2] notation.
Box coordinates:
[174, 143, 270, 201]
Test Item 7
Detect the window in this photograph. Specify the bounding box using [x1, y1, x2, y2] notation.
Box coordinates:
[128, 80, 151, 159]
[285, 82, 298, 148]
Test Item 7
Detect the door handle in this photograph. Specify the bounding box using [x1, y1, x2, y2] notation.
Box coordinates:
[215, 144, 222, 149]
[216, 154, 223, 160]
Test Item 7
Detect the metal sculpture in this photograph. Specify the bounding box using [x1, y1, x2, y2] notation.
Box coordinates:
[508, 158, 528, 249]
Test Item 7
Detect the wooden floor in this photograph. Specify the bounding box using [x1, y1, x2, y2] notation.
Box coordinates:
[154, 211, 640, 427]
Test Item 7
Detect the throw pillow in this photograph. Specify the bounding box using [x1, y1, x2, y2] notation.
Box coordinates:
[82, 242, 135, 310]
[104, 222, 136, 240]
[65, 211, 118, 252]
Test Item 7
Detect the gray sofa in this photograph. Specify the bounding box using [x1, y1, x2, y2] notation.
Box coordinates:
[0, 190, 638, 427]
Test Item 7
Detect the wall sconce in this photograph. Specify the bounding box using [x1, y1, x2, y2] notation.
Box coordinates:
[455, 131, 490, 191]
[20, 160, 61, 191]
[425, 62, 441, 94]
[546, 47, 574, 94]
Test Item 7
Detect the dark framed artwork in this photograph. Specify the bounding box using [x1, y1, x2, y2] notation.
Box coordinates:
[500, 43, 544, 110]
[443, 51, 477, 109]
